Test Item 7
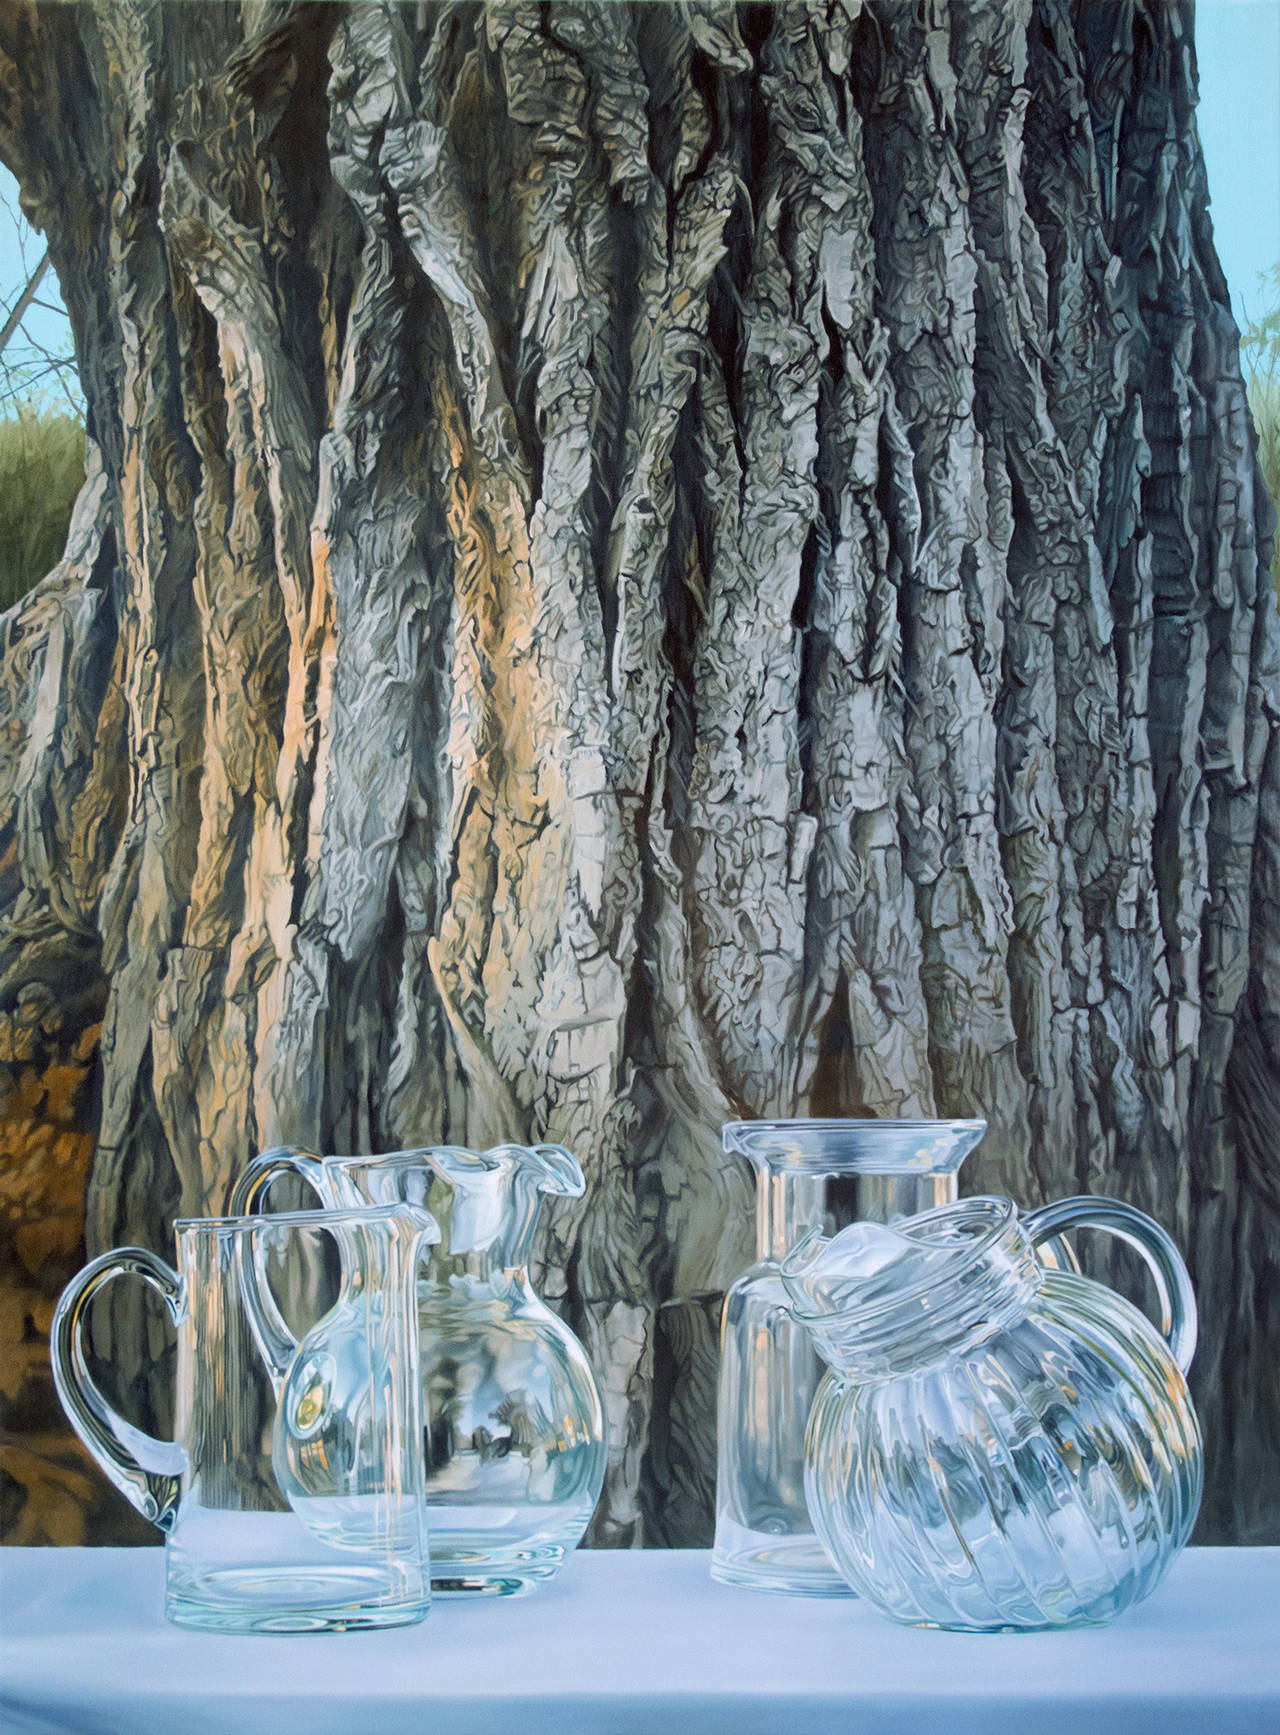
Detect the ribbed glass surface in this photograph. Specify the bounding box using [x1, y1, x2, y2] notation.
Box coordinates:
[803, 1270, 1202, 1629]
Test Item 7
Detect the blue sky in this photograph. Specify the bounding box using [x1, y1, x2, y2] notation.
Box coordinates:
[1197, 0, 1280, 327]
[0, 1, 1277, 402]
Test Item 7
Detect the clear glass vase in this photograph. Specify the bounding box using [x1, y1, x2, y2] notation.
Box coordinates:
[711, 1118, 985, 1595]
[232, 1143, 605, 1597]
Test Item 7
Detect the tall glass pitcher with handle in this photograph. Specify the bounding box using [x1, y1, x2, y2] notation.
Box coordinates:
[232, 1142, 606, 1596]
[712, 1118, 985, 1594]
[51, 1205, 436, 1633]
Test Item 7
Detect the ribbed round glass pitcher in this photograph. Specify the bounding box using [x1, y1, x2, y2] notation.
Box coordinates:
[782, 1195, 1203, 1629]
[711, 1118, 985, 1594]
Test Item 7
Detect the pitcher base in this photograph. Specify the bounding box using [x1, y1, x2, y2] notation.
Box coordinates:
[711, 1524, 855, 1597]
[165, 1567, 430, 1634]
[430, 1537, 566, 1597]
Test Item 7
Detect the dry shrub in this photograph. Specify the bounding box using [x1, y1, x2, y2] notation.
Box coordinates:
[0, 405, 85, 612]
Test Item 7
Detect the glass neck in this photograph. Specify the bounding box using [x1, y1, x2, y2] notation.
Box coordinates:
[421, 1219, 537, 1289]
[756, 1169, 827, 1263]
[801, 1248, 1041, 1382]
[783, 1202, 1043, 1381]
[753, 1167, 961, 1262]
[331, 1159, 537, 1271]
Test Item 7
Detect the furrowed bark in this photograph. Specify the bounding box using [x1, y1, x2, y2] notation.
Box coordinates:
[0, 0, 1276, 1547]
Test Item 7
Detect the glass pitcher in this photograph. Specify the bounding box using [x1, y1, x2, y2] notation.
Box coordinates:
[782, 1194, 1203, 1629]
[712, 1118, 985, 1594]
[232, 1142, 606, 1596]
[51, 1205, 436, 1633]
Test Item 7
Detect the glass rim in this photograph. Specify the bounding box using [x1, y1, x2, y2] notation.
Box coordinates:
[173, 1201, 440, 1233]
[781, 1195, 1019, 1325]
[723, 1117, 987, 1173]
[317, 1143, 496, 1170]
[724, 1117, 988, 1133]
[311, 1141, 584, 1194]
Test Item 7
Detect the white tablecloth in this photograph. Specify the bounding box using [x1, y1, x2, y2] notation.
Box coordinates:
[2, 1546, 1277, 1735]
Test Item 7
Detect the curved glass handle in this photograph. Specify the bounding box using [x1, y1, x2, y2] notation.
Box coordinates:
[231, 1148, 327, 1395]
[229, 1144, 327, 1215]
[50, 1249, 187, 1530]
[1023, 1195, 1198, 1374]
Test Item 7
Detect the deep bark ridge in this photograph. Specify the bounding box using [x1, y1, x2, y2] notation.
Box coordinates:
[0, 0, 1276, 1546]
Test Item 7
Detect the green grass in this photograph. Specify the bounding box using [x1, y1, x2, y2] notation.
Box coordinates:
[0, 405, 86, 613]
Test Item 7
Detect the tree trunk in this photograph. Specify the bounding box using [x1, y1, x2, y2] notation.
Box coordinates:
[0, 0, 1276, 1547]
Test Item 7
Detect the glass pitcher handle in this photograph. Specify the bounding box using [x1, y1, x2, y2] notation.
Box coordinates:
[230, 1144, 327, 1215]
[1022, 1195, 1198, 1374]
[50, 1249, 187, 1529]
[230, 1149, 327, 1394]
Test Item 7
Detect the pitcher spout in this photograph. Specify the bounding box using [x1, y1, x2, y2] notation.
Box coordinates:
[234, 1140, 586, 1278]
[414, 1142, 585, 1272]
[511, 1142, 585, 1199]
[476, 1143, 584, 1271]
